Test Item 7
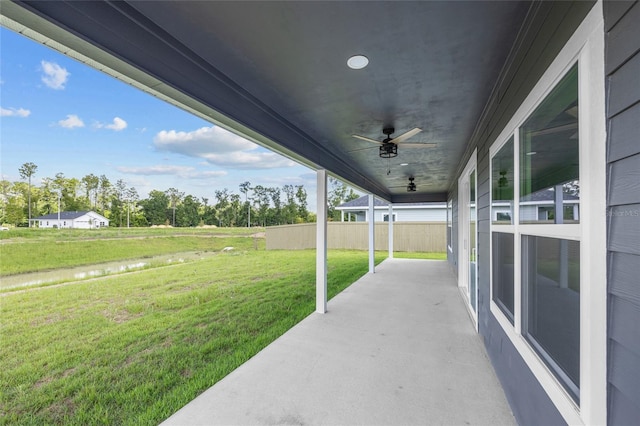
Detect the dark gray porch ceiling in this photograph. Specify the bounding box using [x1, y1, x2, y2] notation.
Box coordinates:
[3, 1, 532, 203]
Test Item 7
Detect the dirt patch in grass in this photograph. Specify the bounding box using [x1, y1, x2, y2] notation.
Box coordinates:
[43, 397, 76, 421]
[33, 375, 54, 389]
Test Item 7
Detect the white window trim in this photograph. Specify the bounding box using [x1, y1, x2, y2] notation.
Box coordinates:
[488, 4, 606, 425]
[458, 148, 478, 330]
[447, 199, 453, 253]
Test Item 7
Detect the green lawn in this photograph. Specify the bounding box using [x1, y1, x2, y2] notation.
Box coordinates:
[0, 228, 264, 276]
[0, 226, 261, 242]
[0, 249, 386, 426]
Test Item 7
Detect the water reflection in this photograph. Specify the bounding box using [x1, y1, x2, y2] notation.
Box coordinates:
[1, 251, 219, 290]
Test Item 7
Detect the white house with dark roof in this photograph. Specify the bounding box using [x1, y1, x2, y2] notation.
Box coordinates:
[32, 211, 109, 229]
[336, 195, 447, 222]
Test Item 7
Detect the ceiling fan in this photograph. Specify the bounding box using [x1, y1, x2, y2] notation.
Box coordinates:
[351, 127, 436, 158]
[406, 177, 417, 192]
[390, 176, 417, 192]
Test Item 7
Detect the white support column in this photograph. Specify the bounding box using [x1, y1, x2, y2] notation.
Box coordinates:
[368, 194, 375, 273]
[388, 203, 394, 259]
[316, 170, 328, 313]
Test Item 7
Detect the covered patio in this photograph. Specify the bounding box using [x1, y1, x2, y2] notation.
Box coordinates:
[162, 258, 514, 425]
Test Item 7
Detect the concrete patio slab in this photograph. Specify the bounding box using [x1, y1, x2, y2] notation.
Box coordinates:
[162, 258, 515, 426]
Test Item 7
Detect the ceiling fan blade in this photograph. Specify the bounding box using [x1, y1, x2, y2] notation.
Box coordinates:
[401, 143, 437, 148]
[352, 134, 382, 144]
[390, 127, 422, 144]
[346, 145, 379, 153]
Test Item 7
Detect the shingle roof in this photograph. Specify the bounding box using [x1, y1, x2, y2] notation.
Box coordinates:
[34, 211, 92, 220]
[338, 195, 387, 208]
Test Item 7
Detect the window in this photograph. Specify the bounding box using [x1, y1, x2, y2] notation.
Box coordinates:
[383, 213, 396, 222]
[491, 64, 581, 403]
[522, 236, 580, 402]
[487, 9, 607, 420]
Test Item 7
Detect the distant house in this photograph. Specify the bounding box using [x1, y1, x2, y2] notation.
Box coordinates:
[492, 189, 580, 223]
[336, 195, 447, 222]
[32, 211, 109, 229]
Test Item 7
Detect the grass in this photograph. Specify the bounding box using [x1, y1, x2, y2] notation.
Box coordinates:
[0, 249, 386, 426]
[0, 226, 261, 242]
[1, 229, 264, 276]
[393, 251, 447, 260]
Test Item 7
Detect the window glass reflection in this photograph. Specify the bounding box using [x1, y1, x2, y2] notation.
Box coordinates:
[520, 64, 579, 224]
[492, 232, 514, 322]
[492, 137, 514, 224]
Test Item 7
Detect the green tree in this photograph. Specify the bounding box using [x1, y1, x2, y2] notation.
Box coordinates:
[239, 181, 252, 227]
[214, 189, 230, 227]
[125, 186, 139, 228]
[176, 195, 201, 227]
[165, 187, 184, 227]
[252, 185, 270, 227]
[140, 190, 170, 225]
[98, 175, 112, 214]
[296, 185, 309, 222]
[328, 177, 358, 221]
[39, 177, 57, 215]
[201, 197, 216, 225]
[282, 184, 297, 224]
[269, 187, 282, 225]
[82, 174, 100, 210]
[18, 162, 37, 226]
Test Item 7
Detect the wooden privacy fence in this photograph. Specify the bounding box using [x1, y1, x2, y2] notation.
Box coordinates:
[266, 222, 446, 252]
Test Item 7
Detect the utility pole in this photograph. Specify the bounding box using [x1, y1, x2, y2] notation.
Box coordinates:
[57, 192, 61, 230]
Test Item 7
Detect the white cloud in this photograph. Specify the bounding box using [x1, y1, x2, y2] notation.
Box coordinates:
[40, 60, 70, 90]
[1, 107, 31, 117]
[95, 117, 128, 131]
[153, 125, 296, 169]
[116, 165, 227, 179]
[58, 114, 85, 129]
[201, 151, 296, 169]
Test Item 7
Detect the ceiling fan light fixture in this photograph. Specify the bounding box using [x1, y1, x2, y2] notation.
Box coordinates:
[347, 55, 369, 70]
[379, 143, 397, 158]
[407, 177, 417, 192]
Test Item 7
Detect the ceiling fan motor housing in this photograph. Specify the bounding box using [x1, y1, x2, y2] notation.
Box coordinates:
[383, 126, 395, 136]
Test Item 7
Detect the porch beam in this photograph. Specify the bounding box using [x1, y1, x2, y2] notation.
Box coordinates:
[316, 169, 327, 313]
[369, 194, 375, 273]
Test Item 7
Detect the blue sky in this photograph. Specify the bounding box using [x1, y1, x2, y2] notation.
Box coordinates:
[0, 27, 319, 210]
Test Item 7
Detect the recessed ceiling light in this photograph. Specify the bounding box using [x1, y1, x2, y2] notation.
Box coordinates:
[347, 55, 369, 70]
[526, 151, 537, 156]
[400, 163, 409, 166]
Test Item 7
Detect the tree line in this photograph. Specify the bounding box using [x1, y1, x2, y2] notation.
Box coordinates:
[1, 162, 359, 227]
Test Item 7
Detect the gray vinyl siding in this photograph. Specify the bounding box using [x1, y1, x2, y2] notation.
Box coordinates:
[448, 1, 595, 424]
[604, 1, 640, 423]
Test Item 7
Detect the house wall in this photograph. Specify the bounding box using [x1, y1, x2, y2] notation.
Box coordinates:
[604, 1, 640, 423]
[340, 207, 447, 222]
[447, 1, 595, 424]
